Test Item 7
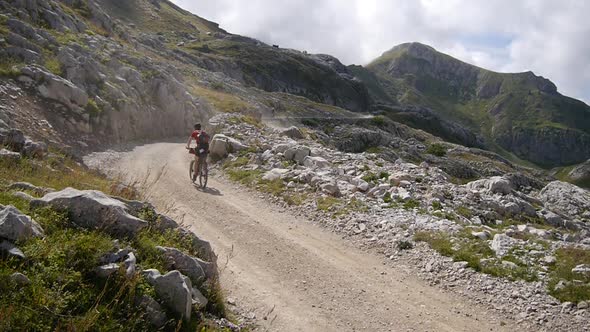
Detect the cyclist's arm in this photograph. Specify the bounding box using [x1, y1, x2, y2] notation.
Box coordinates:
[186, 135, 193, 148]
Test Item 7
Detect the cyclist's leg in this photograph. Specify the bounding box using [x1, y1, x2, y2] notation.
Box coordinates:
[194, 154, 204, 178]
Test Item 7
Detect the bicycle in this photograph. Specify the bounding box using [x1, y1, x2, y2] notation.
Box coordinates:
[187, 147, 208, 188]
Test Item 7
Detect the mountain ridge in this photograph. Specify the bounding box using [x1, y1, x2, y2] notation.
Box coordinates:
[359, 42, 590, 166]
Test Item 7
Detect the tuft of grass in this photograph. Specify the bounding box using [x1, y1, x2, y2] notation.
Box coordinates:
[455, 206, 473, 218]
[548, 247, 590, 303]
[414, 231, 454, 256]
[222, 156, 250, 170]
[362, 172, 379, 184]
[378, 171, 390, 179]
[426, 143, 447, 157]
[383, 192, 393, 203]
[0, 56, 24, 77]
[365, 147, 382, 154]
[283, 193, 308, 206]
[431, 201, 442, 210]
[403, 199, 420, 210]
[316, 196, 341, 212]
[432, 211, 457, 221]
[226, 169, 263, 186]
[258, 178, 285, 196]
[44, 55, 63, 76]
[85, 98, 101, 116]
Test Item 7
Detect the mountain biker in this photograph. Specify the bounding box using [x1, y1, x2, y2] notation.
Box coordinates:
[186, 123, 209, 181]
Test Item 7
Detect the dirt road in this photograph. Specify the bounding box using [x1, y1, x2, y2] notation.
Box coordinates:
[104, 142, 516, 331]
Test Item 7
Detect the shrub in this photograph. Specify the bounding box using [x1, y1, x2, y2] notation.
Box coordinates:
[85, 98, 101, 116]
[426, 143, 447, 157]
[378, 171, 389, 179]
[371, 115, 386, 127]
[397, 240, 414, 250]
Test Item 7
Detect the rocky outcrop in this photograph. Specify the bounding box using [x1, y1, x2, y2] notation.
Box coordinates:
[20, 65, 89, 111]
[538, 181, 590, 218]
[495, 126, 590, 167]
[569, 160, 590, 183]
[31, 188, 147, 237]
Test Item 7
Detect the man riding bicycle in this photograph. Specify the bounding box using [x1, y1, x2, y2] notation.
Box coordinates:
[186, 123, 210, 181]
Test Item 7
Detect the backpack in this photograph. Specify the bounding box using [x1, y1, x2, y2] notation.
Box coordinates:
[197, 131, 210, 151]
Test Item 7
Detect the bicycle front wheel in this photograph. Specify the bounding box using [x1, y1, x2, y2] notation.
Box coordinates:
[199, 161, 208, 188]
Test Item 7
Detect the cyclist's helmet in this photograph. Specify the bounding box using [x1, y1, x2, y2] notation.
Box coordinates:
[194, 123, 202, 130]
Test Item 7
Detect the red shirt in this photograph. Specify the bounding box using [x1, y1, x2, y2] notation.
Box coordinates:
[191, 130, 200, 144]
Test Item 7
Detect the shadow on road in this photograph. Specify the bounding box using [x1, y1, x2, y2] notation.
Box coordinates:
[193, 184, 223, 196]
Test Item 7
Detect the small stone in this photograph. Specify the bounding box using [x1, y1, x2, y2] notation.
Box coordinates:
[577, 301, 589, 310]
[10, 272, 31, 286]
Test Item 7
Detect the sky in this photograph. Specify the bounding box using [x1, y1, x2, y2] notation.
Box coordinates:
[171, 0, 590, 103]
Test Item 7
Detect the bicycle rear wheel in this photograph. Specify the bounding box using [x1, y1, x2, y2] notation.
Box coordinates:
[189, 160, 195, 183]
[199, 160, 208, 188]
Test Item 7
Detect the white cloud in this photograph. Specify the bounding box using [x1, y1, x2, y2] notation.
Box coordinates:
[171, 0, 590, 103]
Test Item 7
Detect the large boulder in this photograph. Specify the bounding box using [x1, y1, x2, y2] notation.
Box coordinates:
[157, 246, 216, 286]
[0, 206, 44, 242]
[20, 65, 88, 111]
[0, 128, 25, 152]
[22, 140, 48, 159]
[466, 176, 513, 195]
[31, 188, 147, 237]
[279, 126, 304, 139]
[284, 146, 311, 164]
[261, 168, 289, 181]
[538, 181, 590, 217]
[209, 134, 248, 159]
[144, 270, 193, 321]
[303, 156, 330, 169]
[490, 233, 521, 257]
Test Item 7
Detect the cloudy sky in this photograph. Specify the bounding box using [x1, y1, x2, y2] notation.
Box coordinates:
[171, 0, 590, 103]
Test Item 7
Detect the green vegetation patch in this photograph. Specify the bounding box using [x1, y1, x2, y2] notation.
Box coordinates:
[426, 143, 447, 157]
[316, 196, 341, 212]
[548, 247, 590, 303]
[0, 151, 116, 194]
[0, 56, 24, 78]
[85, 98, 101, 116]
[414, 230, 538, 282]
